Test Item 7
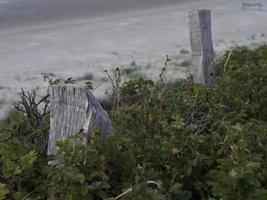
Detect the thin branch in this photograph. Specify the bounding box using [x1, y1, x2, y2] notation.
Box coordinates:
[224, 50, 232, 75]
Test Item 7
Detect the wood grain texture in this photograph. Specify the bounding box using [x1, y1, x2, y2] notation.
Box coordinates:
[47, 84, 112, 155]
[189, 9, 215, 85]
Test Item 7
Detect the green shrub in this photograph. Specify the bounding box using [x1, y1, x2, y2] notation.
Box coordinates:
[180, 49, 190, 54]
[179, 60, 191, 67]
[47, 135, 109, 200]
[77, 73, 94, 81]
[1, 45, 267, 199]
[0, 90, 49, 199]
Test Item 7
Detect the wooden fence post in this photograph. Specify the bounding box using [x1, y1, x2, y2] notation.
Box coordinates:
[47, 84, 112, 155]
[189, 9, 215, 85]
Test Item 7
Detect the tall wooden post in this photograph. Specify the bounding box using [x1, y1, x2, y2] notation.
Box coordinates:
[47, 84, 112, 155]
[189, 9, 215, 85]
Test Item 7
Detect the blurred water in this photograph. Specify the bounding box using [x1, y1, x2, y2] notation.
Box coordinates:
[0, 0, 186, 28]
[0, 0, 182, 17]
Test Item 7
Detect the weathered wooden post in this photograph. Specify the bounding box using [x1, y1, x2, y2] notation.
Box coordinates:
[189, 9, 215, 85]
[47, 84, 112, 155]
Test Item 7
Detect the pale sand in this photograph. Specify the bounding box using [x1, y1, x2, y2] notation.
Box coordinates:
[0, 0, 267, 117]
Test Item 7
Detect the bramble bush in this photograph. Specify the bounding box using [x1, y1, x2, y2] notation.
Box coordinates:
[0, 45, 267, 199]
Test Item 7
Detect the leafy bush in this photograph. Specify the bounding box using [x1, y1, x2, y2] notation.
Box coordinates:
[0, 90, 49, 199]
[0, 45, 267, 199]
[47, 135, 109, 200]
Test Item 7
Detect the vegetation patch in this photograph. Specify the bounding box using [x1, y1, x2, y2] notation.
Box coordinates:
[123, 61, 145, 80]
[180, 49, 190, 54]
[76, 73, 94, 81]
[1, 45, 267, 199]
[179, 59, 191, 67]
[41, 72, 56, 77]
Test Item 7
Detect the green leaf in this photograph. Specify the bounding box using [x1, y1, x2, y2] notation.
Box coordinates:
[172, 191, 192, 200]
[20, 150, 37, 170]
[0, 184, 9, 200]
[170, 183, 183, 194]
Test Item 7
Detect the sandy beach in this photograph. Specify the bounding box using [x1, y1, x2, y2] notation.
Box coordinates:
[0, 0, 267, 116]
